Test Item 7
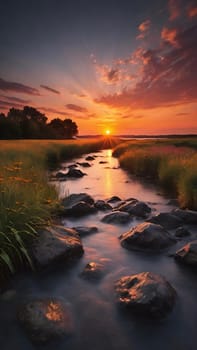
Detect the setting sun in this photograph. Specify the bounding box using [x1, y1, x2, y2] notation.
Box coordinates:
[105, 129, 111, 136]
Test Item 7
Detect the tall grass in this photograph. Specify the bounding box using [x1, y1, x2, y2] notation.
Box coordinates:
[0, 137, 120, 280]
[113, 139, 197, 210]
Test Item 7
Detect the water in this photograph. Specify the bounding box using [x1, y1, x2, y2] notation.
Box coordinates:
[0, 149, 196, 350]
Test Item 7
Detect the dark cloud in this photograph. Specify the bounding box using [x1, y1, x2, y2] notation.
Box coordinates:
[0, 95, 31, 103]
[168, 0, 182, 21]
[0, 78, 40, 95]
[0, 99, 24, 109]
[40, 85, 60, 95]
[66, 104, 88, 113]
[38, 107, 66, 116]
[176, 112, 189, 116]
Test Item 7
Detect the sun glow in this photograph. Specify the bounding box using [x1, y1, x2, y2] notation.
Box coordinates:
[105, 129, 111, 136]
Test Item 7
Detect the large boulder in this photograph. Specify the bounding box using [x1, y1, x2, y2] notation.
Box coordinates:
[62, 193, 94, 208]
[148, 212, 183, 230]
[175, 240, 197, 266]
[61, 193, 96, 216]
[33, 226, 83, 268]
[120, 222, 175, 252]
[102, 211, 131, 224]
[94, 200, 112, 211]
[115, 272, 176, 318]
[17, 298, 74, 344]
[172, 209, 197, 224]
[64, 202, 97, 217]
[117, 200, 151, 218]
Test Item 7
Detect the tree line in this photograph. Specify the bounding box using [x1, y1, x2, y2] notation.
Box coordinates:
[0, 106, 78, 139]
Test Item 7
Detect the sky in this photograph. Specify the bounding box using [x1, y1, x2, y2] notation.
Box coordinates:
[0, 0, 196, 135]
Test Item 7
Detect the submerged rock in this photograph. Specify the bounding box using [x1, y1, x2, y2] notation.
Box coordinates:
[172, 209, 197, 224]
[33, 226, 83, 268]
[117, 200, 151, 218]
[102, 211, 131, 224]
[94, 200, 112, 211]
[148, 212, 183, 230]
[80, 261, 105, 280]
[115, 272, 176, 318]
[72, 226, 98, 237]
[175, 240, 197, 266]
[18, 298, 74, 344]
[120, 222, 175, 252]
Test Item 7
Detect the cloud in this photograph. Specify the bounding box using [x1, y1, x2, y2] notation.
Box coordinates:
[161, 27, 180, 47]
[0, 95, 31, 103]
[168, 0, 182, 21]
[40, 85, 60, 95]
[38, 107, 66, 116]
[66, 104, 88, 113]
[0, 78, 40, 95]
[137, 20, 151, 40]
[96, 65, 122, 84]
[0, 99, 24, 109]
[95, 24, 197, 111]
[188, 5, 197, 18]
[175, 112, 189, 116]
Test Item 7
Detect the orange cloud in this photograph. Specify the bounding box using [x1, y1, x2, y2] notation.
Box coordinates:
[188, 6, 197, 18]
[168, 0, 181, 21]
[161, 27, 180, 47]
[137, 19, 151, 40]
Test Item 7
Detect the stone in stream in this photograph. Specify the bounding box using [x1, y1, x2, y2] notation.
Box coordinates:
[62, 193, 95, 208]
[67, 163, 78, 168]
[55, 171, 67, 179]
[172, 209, 197, 224]
[61, 193, 96, 217]
[175, 226, 190, 238]
[107, 196, 122, 203]
[148, 212, 183, 230]
[94, 200, 112, 211]
[115, 272, 176, 318]
[116, 200, 151, 218]
[32, 226, 84, 268]
[102, 211, 131, 224]
[85, 155, 95, 161]
[99, 161, 108, 164]
[120, 222, 175, 252]
[65, 168, 86, 178]
[80, 261, 106, 280]
[77, 162, 91, 167]
[17, 298, 74, 344]
[174, 240, 197, 266]
[72, 226, 98, 237]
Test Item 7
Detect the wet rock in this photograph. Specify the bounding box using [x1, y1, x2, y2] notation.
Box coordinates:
[94, 200, 112, 211]
[120, 222, 175, 251]
[55, 171, 67, 179]
[72, 226, 98, 237]
[175, 226, 190, 238]
[85, 156, 95, 161]
[102, 211, 131, 224]
[67, 163, 78, 168]
[175, 240, 197, 265]
[172, 209, 197, 224]
[17, 298, 74, 344]
[77, 162, 91, 167]
[66, 168, 86, 178]
[107, 196, 122, 203]
[117, 200, 151, 218]
[33, 226, 83, 268]
[65, 201, 97, 217]
[148, 212, 183, 230]
[62, 193, 94, 208]
[115, 272, 176, 318]
[80, 261, 105, 280]
[99, 161, 108, 164]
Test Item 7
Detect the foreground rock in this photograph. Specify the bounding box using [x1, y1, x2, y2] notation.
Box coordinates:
[72, 226, 98, 237]
[18, 298, 74, 344]
[175, 240, 197, 266]
[64, 202, 97, 217]
[148, 212, 183, 230]
[120, 222, 175, 252]
[107, 196, 122, 203]
[33, 226, 83, 268]
[62, 193, 94, 208]
[117, 200, 151, 218]
[172, 209, 197, 224]
[94, 200, 112, 211]
[115, 272, 176, 318]
[80, 261, 105, 280]
[102, 211, 131, 224]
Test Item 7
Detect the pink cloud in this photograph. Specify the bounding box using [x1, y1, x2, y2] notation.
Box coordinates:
[161, 27, 180, 47]
[188, 5, 197, 18]
[137, 19, 151, 40]
[168, 0, 182, 21]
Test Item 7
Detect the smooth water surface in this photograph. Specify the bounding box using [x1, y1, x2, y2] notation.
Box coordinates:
[0, 149, 196, 350]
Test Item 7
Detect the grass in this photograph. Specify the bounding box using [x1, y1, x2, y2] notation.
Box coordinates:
[113, 138, 197, 210]
[0, 137, 120, 281]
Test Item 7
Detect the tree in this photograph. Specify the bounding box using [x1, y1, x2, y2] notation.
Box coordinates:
[48, 118, 78, 139]
[63, 118, 78, 138]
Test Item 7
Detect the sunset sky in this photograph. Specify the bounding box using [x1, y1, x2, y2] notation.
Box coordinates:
[0, 0, 196, 135]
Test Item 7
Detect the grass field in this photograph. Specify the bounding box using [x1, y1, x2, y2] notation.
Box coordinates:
[0, 137, 120, 280]
[113, 138, 197, 210]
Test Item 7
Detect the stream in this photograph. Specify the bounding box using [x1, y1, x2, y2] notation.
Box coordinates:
[0, 149, 196, 350]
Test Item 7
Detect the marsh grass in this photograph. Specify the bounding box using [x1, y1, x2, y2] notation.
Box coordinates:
[113, 138, 197, 210]
[0, 137, 120, 279]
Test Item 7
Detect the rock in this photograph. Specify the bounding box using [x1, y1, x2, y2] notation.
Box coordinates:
[72, 226, 98, 237]
[148, 212, 183, 230]
[64, 202, 97, 217]
[65, 168, 86, 178]
[55, 171, 67, 179]
[80, 262, 105, 280]
[120, 222, 175, 252]
[61, 193, 96, 217]
[99, 161, 108, 164]
[77, 162, 91, 167]
[17, 298, 74, 344]
[175, 226, 190, 238]
[33, 226, 83, 268]
[175, 240, 197, 265]
[167, 199, 179, 206]
[67, 163, 78, 168]
[115, 272, 176, 318]
[102, 211, 131, 224]
[85, 156, 95, 161]
[62, 193, 94, 208]
[172, 209, 197, 224]
[94, 200, 112, 211]
[117, 200, 151, 218]
[107, 196, 122, 203]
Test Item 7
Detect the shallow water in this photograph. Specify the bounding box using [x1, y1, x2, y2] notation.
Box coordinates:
[0, 149, 197, 350]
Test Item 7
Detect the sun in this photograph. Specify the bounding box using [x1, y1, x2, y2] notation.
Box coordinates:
[105, 129, 111, 136]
